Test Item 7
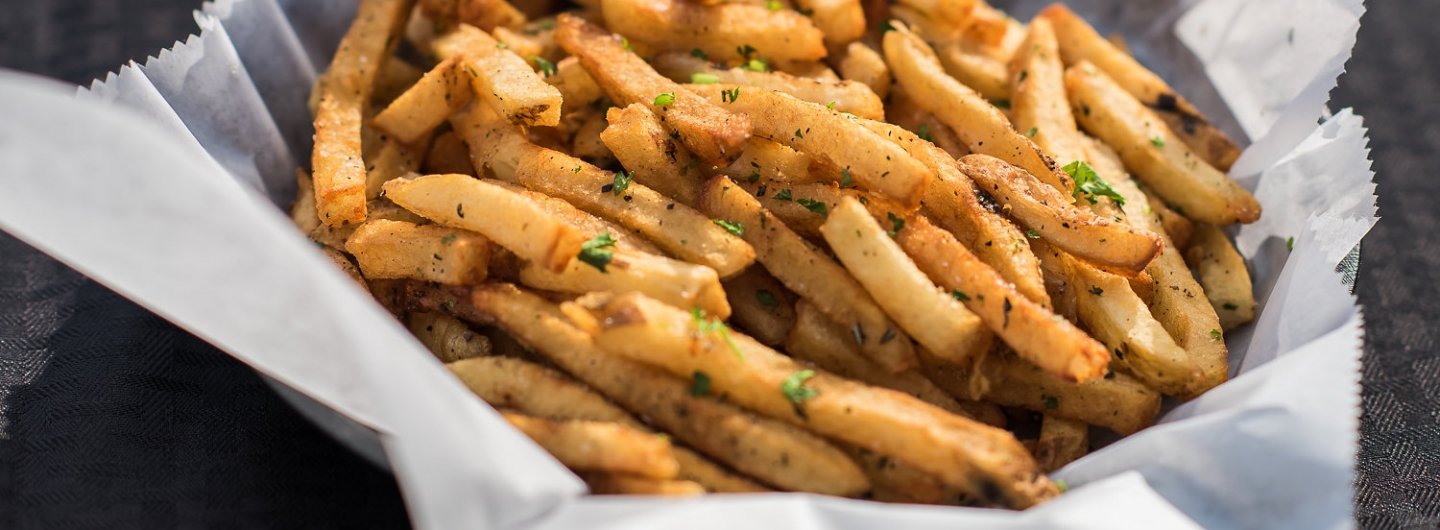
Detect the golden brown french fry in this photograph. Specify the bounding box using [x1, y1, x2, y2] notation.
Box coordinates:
[409, 311, 491, 362]
[432, 25, 562, 127]
[1087, 142, 1230, 398]
[1186, 224, 1256, 330]
[582, 474, 706, 495]
[883, 22, 1074, 194]
[956, 154, 1162, 275]
[1030, 240, 1199, 396]
[569, 109, 615, 167]
[489, 180, 664, 255]
[345, 219, 493, 285]
[697, 176, 919, 373]
[382, 174, 585, 272]
[520, 248, 731, 319]
[428, 282, 865, 495]
[858, 119, 1051, 307]
[796, 0, 865, 48]
[688, 84, 932, 208]
[1040, 3, 1241, 171]
[364, 136, 429, 200]
[1148, 188, 1195, 249]
[546, 57, 604, 114]
[423, 130, 476, 175]
[737, 181, 850, 240]
[893, 0, 974, 27]
[717, 138, 816, 185]
[977, 348, 1160, 435]
[601, 0, 826, 63]
[773, 59, 841, 81]
[1065, 62, 1260, 225]
[935, 41, 1011, 101]
[897, 214, 1110, 382]
[671, 450, 768, 493]
[311, 199, 430, 250]
[1008, 18, 1087, 167]
[650, 54, 884, 121]
[513, 143, 756, 277]
[311, 0, 412, 226]
[292, 169, 320, 234]
[884, 87, 969, 160]
[502, 412, 680, 479]
[787, 302, 1002, 425]
[600, 104, 706, 206]
[373, 56, 471, 144]
[1035, 415, 1088, 472]
[375, 57, 425, 106]
[555, 14, 753, 165]
[455, 0, 526, 31]
[492, 26, 545, 59]
[846, 445, 966, 505]
[577, 292, 1056, 508]
[837, 41, 892, 100]
[722, 267, 797, 346]
[821, 197, 990, 365]
[449, 356, 634, 420]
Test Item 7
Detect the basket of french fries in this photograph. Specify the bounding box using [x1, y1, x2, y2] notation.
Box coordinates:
[0, 0, 1373, 527]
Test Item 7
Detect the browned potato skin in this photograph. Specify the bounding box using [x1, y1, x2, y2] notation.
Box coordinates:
[582, 292, 1057, 508]
[601, 0, 827, 63]
[555, 14, 752, 165]
[1186, 224, 1257, 331]
[722, 267, 798, 346]
[897, 215, 1111, 383]
[501, 412, 681, 479]
[976, 348, 1161, 435]
[956, 154, 1163, 275]
[344, 219, 493, 285]
[601, 104, 705, 205]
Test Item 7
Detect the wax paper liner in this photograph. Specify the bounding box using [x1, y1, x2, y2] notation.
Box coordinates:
[0, 0, 1374, 528]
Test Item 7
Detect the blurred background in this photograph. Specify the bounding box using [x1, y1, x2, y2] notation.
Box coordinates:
[0, 0, 1436, 528]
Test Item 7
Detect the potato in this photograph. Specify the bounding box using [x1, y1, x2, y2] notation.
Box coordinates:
[716, 138, 816, 185]
[373, 56, 471, 144]
[976, 348, 1161, 435]
[546, 57, 605, 114]
[502, 412, 680, 479]
[1186, 224, 1257, 330]
[575, 291, 1057, 508]
[795, 0, 865, 48]
[555, 14, 753, 165]
[423, 130, 476, 176]
[448, 356, 629, 420]
[601, 0, 826, 63]
[688, 84, 933, 208]
[1008, 18, 1087, 169]
[432, 25, 562, 127]
[582, 474, 705, 495]
[651, 54, 884, 120]
[1035, 415, 1088, 472]
[722, 267, 798, 346]
[381, 174, 585, 272]
[837, 41, 892, 100]
[600, 104, 706, 205]
[696, 176, 919, 373]
[1065, 62, 1260, 225]
[364, 136, 429, 200]
[344, 219, 493, 285]
[409, 312, 491, 362]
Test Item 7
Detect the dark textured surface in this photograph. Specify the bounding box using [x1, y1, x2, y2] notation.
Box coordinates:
[0, 0, 1435, 528]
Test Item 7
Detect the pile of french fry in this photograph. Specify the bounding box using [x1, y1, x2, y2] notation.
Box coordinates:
[294, 0, 1262, 509]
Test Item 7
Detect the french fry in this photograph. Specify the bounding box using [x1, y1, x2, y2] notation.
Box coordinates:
[722, 267, 798, 346]
[1035, 415, 1088, 472]
[600, 0, 826, 63]
[896, 214, 1110, 382]
[697, 176, 919, 373]
[426, 282, 865, 495]
[796, 0, 865, 48]
[449, 356, 634, 420]
[577, 291, 1057, 508]
[977, 348, 1160, 435]
[423, 130, 476, 175]
[837, 41, 892, 100]
[311, 0, 413, 226]
[1086, 141, 1230, 398]
[717, 138, 816, 185]
[893, 0, 974, 27]
[740, 181, 852, 240]
[457, 0, 526, 31]
[787, 302, 1003, 426]
[489, 180, 664, 255]
[382, 174, 585, 272]
[1148, 187, 1194, 249]
[650, 54, 884, 120]
[955, 154, 1162, 275]
[1040, 3, 1241, 172]
[513, 143, 756, 277]
[884, 87, 969, 159]
[520, 248, 730, 319]
[375, 57, 425, 106]
[292, 169, 320, 234]
[364, 136, 429, 200]
[345, 219, 493, 285]
[432, 25, 562, 127]
[546, 57, 604, 114]
[569, 110, 616, 167]
[582, 474, 706, 495]
[311, 199, 430, 250]
[502, 412, 680, 479]
[821, 197, 990, 365]
[1030, 239, 1200, 396]
[1065, 62, 1260, 225]
[600, 104, 705, 205]
[671, 450, 768, 493]
[688, 85, 933, 207]
[1186, 224, 1257, 330]
[883, 22, 1074, 194]
[858, 119, 1051, 307]
[373, 56, 471, 144]
[935, 41, 1011, 101]
[492, 26, 545, 59]
[555, 14, 753, 165]
[409, 311, 491, 362]
[1008, 18, 1087, 168]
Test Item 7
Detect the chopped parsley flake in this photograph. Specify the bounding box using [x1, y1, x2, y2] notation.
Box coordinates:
[1287, 236, 1295, 251]
[766, 0, 783, 10]
[690, 371, 711, 396]
[796, 198, 827, 216]
[917, 123, 933, 142]
[691, 72, 720, 84]
[1210, 328, 1223, 341]
[756, 289, 779, 308]
[692, 307, 743, 358]
[691, 48, 709, 60]
[951, 290, 970, 302]
[746, 58, 768, 72]
[713, 219, 745, 237]
[1043, 395, 1059, 409]
[1089, 286, 1104, 295]
[722, 87, 741, 103]
[839, 168, 854, 188]
[1025, 229, 1041, 239]
[611, 171, 633, 196]
[990, 98, 1011, 110]
[887, 212, 905, 238]
[1223, 302, 1239, 311]
[653, 92, 676, 106]
[1063, 160, 1126, 206]
[532, 56, 556, 77]
[1150, 136, 1166, 149]
[774, 188, 793, 201]
[578, 232, 617, 272]
[781, 369, 820, 404]
[1026, 127, 1039, 137]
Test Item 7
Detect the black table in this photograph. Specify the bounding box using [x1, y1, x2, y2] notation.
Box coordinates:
[1, 1, 1436, 528]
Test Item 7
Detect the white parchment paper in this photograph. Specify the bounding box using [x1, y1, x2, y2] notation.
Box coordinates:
[0, 0, 1373, 528]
